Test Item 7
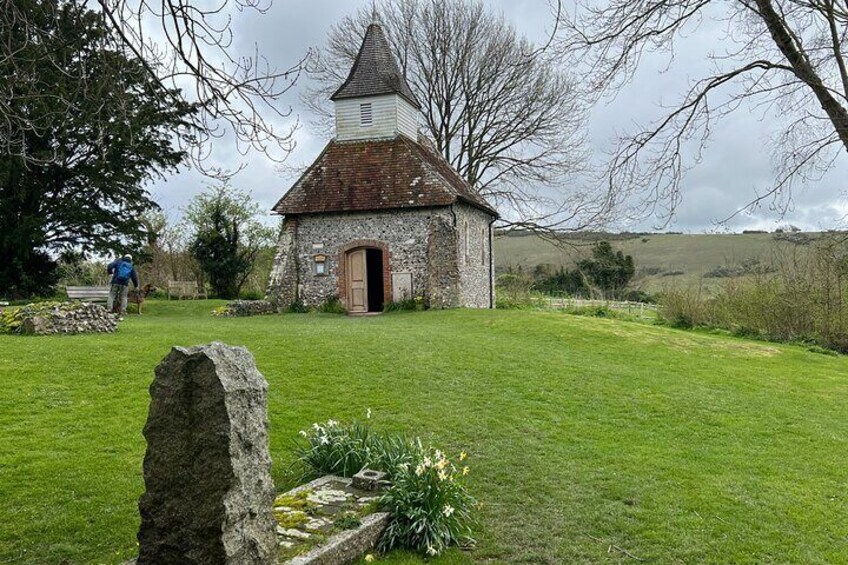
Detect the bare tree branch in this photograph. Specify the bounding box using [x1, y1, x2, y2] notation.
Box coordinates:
[1, 0, 306, 174]
[558, 0, 848, 223]
[302, 0, 604, 235]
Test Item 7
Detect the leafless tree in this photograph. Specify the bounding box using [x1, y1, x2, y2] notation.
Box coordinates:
[558, 0, 848, 222]
[304, 0, 603, 234]
[1, 0, 305, 174]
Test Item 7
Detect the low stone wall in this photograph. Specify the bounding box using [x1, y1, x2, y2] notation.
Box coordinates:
[215, 300, 277, 317]
[4, 302, 118, 335]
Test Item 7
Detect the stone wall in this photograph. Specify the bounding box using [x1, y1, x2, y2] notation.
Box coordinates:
[265, 218, 299, 309]
[426, 216, 459, 309]
[215, 300, 276, 317]
[7, 302, 119, 335]
[455, 203, 495, 308]
[266, 205, 494, 310]
[285, 208, 450, 308]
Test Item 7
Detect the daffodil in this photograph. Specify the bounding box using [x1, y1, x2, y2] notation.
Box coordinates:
[366, 408, 372, 419]
[438, 469, 448, 481]
[459, 451, 467, 461]
[364, 554, 375, 562]
[443, 504, 455, 517]
[426, 545, 437, 556]
[462, 466, 470, 476]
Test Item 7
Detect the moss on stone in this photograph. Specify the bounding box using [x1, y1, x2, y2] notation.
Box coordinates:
[274, 509, 308, 529]
[274, 489, 315, 511]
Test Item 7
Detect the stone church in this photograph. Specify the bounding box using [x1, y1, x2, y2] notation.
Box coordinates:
[266, 23, 498, 313]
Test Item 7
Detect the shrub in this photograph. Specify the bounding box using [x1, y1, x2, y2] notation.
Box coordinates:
[658, 287, 715, 329]
[318, 296, 347, 314]
[294, 419, 375, 479]
[568, 305, 611, 318]
[286, 300, 309, 313]
[495, 291, 534, 309]
[383, 297, 424, 312]
[497, 270, 552, 307]
[657, 236, 848, 352]
[294, 417, 476, 557]
[239, 289, 264, 300]
[379, 447, 476, 557]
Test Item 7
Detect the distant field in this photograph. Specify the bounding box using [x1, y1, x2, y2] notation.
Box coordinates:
[494, 231, 825, 293]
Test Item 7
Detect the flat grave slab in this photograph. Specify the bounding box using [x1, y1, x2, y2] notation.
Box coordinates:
[276, 475, 389, 564]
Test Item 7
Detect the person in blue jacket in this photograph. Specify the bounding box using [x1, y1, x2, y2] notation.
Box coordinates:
[107, 254, 139, 314]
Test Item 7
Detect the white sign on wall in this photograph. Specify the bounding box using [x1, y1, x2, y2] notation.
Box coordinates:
[391, 272, 413, 302]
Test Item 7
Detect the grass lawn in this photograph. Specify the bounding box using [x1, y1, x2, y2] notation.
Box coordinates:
[1, 301, 846, 564]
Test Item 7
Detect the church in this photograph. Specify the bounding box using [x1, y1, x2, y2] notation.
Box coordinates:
[266, 23, 498, 313]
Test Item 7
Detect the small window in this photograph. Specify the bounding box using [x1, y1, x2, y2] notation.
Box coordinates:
[313, 254, 327, 276]
[360, 103, 373, 127]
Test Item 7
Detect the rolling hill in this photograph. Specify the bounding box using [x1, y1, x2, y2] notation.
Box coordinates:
[494, 231, 826, 293]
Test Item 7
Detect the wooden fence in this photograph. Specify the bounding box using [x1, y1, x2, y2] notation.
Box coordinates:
[535, 297, 659, 318]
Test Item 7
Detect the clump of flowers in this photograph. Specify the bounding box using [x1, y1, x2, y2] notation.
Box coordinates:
[379, 444, 476, 556]
[294, 418, 376, 479]
[293, 413, 476, 557]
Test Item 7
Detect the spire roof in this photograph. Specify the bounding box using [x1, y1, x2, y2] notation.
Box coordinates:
[330, 24, 420, 109]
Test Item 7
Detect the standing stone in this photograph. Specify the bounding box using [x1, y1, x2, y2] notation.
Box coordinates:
[137, 342, 276, 565]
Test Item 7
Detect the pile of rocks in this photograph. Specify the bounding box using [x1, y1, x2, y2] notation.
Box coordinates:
[215, 299, 277, 317]
[12, 302, 119, 335]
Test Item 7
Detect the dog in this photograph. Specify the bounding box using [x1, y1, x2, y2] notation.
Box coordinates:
[127, 283, 157, 315]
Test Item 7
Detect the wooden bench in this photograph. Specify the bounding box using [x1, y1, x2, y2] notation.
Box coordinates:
[167, 281, 207, 300]
[66, 286, 111, 303]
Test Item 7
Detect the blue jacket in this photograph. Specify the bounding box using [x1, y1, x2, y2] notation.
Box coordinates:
[107, 259, 139, 287]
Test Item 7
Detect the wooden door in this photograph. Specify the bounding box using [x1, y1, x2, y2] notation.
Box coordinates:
[347, 249, 368, 313]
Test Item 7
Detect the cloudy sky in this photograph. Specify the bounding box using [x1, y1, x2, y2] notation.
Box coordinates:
[148, 0, 847, 233]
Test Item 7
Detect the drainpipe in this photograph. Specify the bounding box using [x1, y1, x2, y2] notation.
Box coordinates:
[488, 216, 496, 309]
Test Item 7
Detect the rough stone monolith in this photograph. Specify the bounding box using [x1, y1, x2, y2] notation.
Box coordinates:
[136, 342, 276, 565]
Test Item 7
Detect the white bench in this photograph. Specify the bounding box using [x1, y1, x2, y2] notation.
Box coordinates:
[66, 286, 111, 303]
[167, 281, 207, 300]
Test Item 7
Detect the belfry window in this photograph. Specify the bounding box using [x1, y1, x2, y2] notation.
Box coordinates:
[360, 102, 373, 127]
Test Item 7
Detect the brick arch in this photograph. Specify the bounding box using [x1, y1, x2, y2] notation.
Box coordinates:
[337, 239, 392, 304]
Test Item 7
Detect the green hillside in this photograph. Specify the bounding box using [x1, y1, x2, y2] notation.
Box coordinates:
[494, 231, 824, 293]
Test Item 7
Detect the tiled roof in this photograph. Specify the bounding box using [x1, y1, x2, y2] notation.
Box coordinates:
[272, 136, 497, 217]
[330, 24, 420, 109]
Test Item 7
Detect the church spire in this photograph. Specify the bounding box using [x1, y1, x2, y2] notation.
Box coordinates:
[330, 23, 420, 109]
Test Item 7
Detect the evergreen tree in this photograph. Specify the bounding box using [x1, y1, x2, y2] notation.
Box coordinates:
[577, 241, 636, 296]
[0, 1, 193, 298]
[185, 183, 275, 300]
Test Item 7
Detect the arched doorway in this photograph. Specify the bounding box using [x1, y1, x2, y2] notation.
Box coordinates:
[345, 247, 385, 313]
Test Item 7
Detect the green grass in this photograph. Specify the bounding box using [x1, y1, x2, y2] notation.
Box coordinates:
[494, 231, 821, 293]
[1, 300, 847, 564]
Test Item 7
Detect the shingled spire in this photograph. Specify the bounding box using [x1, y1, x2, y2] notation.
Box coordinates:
[330, 24, 420, 109]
